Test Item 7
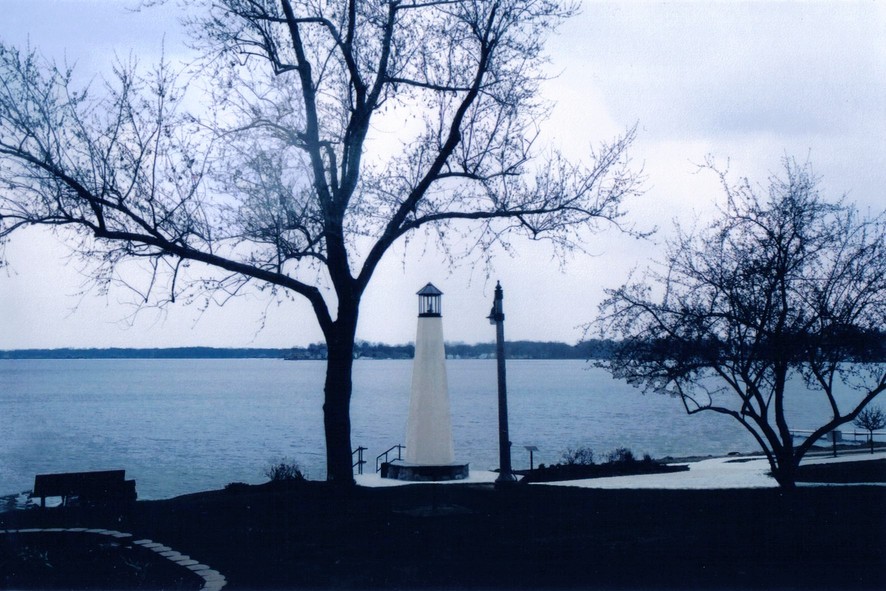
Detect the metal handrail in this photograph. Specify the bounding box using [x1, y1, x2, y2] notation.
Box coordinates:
[790, 429, 885, 441]
[352, 446, 367, 475]
[376, 444, 405, 472]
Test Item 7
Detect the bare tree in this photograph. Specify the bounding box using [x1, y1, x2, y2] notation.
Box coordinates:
[853, 406, 885, 454]
[596, 158, 885, 488]
[0, 1, 644, 484]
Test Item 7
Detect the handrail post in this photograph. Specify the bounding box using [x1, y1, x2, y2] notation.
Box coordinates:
[352, 446, 367, 475]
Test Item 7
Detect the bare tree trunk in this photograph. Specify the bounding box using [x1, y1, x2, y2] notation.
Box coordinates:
[323, 311, 358, 485]
[771, 450, 798, 489]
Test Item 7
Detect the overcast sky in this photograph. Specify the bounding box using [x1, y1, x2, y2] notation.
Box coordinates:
[0, 1, 883, 350]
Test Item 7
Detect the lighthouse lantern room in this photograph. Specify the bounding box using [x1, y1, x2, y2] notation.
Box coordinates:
[417, 283, 443, 317]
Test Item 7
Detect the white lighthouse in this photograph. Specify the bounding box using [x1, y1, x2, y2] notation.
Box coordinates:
[382, 283, 469, 480]
[406, 283, 454, 465]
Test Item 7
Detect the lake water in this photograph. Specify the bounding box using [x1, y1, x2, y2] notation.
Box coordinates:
[0, 359, 872, 499]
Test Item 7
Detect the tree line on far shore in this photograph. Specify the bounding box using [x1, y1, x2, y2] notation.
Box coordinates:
[287, 339, 618, 360]
[0, 347, 289, 360]
[4, 334, 883, 362]
[0, 340, 619, 361]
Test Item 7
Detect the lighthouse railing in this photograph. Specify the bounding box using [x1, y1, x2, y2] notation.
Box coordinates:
[376, 444, 406, 472]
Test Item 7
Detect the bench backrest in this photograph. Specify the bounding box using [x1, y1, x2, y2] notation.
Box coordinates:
[33, 470, 127, 498]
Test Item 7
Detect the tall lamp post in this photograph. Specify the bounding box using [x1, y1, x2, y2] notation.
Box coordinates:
[488, 281, 515, 484]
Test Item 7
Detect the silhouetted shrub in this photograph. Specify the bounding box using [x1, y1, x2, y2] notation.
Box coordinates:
[607, 447, 635, 464]
[264, 459, 305, 482]
[561, 446, 595, 466]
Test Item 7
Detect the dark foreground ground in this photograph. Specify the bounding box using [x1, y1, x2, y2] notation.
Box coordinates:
[2, 460, 885, 590]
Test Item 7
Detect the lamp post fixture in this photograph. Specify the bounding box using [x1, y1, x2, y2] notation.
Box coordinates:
[488, 281, 515, 484]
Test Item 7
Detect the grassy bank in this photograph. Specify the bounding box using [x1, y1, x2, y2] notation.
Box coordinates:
[1, 460, 884, 590]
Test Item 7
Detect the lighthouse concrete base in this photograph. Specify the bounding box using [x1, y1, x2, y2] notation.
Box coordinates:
[380, 462, 470, 482]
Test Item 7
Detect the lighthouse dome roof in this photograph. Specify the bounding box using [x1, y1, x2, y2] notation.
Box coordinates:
[416, 283, 443, 296]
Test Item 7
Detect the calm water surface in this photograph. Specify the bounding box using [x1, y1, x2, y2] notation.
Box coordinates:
[0, 359, 867, 499]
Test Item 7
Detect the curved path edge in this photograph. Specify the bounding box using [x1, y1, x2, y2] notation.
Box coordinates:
[1, 527, 226, 591]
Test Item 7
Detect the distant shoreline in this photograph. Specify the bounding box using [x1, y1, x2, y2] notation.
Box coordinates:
[5, 336, 882, 360]
[0, 347, 291, 360]
[0, 340, 616, 360]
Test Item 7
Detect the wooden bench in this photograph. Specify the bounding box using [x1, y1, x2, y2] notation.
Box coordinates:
[32, 470, 137, 508]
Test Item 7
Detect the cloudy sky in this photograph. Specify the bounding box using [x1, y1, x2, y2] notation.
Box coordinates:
[1, 1, 883, 350]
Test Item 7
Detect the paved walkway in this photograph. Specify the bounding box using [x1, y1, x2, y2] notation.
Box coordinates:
[357, 450, 886, 490]
[0, 527, 226, 590]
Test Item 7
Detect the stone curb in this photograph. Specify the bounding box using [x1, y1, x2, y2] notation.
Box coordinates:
[4, 528, 226, 590]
